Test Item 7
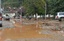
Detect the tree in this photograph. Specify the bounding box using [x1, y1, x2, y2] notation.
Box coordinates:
[47, 0, 64, 15]
[2, 0, 64, 16]
[22, 0, 45, 16]
[2, 0, 20, 8]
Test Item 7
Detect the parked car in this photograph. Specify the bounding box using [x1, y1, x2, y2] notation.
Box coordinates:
[55, 12, 64, 21]
[3, 14, 10, 21]
[0, 13, 2, 27]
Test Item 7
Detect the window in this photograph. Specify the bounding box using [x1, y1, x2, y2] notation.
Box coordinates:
[59, 13, 64, 15]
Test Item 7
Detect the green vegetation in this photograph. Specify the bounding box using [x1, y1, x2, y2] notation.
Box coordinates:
[2, 0, 64, 16]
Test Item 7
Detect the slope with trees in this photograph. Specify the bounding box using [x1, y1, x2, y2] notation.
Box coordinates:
[2, 0, 64, 16]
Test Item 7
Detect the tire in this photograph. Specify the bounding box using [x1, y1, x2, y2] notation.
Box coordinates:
[61, 18, 64, 21]
[6, 18, 10, 21]
[0, 24, 2, 27]
[59, 18, 61, 21]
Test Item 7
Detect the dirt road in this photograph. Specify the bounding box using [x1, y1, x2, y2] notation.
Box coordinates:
[0, 19, 64, 41]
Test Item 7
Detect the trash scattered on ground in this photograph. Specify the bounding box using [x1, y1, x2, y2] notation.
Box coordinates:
[4, 39, 12, 41]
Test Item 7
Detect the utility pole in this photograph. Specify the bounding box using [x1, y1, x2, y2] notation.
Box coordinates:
[0, 0, 2, 13]
[0, 0, 1, 8]
[0, 0, 1, 12]
[45, 0, 47, 20]
[45, 3, 47, 20]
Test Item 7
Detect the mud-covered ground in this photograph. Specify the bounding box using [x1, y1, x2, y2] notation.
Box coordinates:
[0, 19, 64, 41]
